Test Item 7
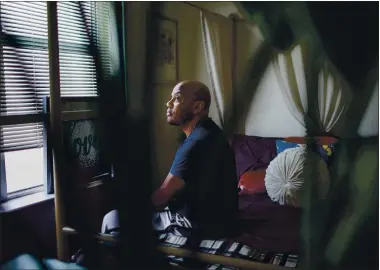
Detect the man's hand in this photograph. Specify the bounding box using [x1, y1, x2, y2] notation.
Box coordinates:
[151, 173, 185, 209]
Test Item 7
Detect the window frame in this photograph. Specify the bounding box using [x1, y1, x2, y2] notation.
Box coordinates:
[0, 2, 48, 200]
[0, 107, 48, 201]
[0, 1, 104, 202]
[0, 153, 7, 202]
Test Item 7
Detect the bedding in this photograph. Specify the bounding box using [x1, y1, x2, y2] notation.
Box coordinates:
[159, 233, 299, 269]
[235, 193, 301, 253]
[159, 193, 301, 269]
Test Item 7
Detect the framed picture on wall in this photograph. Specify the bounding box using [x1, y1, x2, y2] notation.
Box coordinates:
[154, 16, 178, 84]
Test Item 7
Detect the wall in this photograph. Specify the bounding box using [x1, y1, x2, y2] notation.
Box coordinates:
[150, 2, 209, 185]
[0, 199, 57, 263]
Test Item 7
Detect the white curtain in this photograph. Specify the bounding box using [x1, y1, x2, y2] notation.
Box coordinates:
[272, 43, 351, 135]
[200, 11, 233, 128]
[317, 66, 351, 133]
[272, 44, 308, 128]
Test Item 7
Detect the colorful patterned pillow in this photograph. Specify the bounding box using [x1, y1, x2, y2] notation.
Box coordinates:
[318, 144, 335, 165]
[276, 140, 303, 154]
[276, 139, 336, 166]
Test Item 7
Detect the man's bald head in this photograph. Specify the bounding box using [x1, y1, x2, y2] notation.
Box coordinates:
[174, 80, 211, 111]
[166, 81, 211, 126]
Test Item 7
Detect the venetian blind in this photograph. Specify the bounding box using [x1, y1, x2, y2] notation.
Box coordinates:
[0, 1, 112, 152]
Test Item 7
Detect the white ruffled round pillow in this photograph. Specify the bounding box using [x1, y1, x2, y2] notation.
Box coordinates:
[265, 147, 330, 207]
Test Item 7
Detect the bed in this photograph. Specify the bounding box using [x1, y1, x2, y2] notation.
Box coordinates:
[158, 194, 301, 269]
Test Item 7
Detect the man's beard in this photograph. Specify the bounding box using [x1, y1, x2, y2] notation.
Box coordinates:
[168, 111, 194, 126]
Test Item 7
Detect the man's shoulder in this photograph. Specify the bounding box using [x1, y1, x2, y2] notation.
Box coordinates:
[190, 118, 222, 141]
[187, 123, 233, 161]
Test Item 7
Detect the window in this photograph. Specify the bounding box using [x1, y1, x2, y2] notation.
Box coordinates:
[0, 1, 112, 201]
[5, 148, 44, 193]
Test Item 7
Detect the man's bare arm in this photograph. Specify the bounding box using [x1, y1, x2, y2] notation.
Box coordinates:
[151, 173, 185, 209]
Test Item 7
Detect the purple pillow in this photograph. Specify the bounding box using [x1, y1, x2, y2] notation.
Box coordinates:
[230, 135, 277, 178]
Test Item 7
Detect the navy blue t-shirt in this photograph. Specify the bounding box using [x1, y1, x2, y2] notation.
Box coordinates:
[169, 117, 238, 239]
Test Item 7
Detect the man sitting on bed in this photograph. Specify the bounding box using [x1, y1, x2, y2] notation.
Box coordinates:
[102, 80, 238, 241]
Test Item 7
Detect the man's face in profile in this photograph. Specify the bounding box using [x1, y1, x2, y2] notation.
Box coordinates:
[166, 84, 194, 126]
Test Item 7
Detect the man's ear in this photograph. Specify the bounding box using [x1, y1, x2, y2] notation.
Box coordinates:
[193, 100, 205, 114]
